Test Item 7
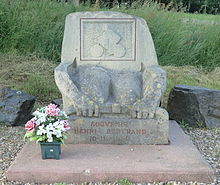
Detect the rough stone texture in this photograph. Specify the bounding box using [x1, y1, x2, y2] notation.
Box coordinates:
[54, 11, 169, 144]
[66, 109, 169, 144]
[51, 98, 63, 107]
[5, 121, 214, 184]
[0, 88, 35, 126]
[167, 85, 220, 128]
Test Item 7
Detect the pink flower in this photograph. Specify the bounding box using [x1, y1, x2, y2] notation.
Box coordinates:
[45, 103, 59, 117]
[62, 120, 70, 131]
[25, 119, 37, 132]
[47, 103, 58, 110]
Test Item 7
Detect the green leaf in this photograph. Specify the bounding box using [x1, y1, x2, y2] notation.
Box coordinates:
[36, 137, 44, 142]
[60, 137, 64, 144]
[29, 136, 40, 142]
[24, 132, 35, 140]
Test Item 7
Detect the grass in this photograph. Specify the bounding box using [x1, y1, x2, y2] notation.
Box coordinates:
[128, 8, 220, 70]
[0, 0, 220, 69]
[0, 0, 75, 61]
[178, 11, 220, 21]
[116, 179, 132, 185]
[0, 53, 60, 104]
[1, 54, 219, 107]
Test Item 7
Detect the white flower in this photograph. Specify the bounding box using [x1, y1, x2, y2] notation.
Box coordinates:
[46, 131, 52, 138]
[53, 129, 62, 138]
[36, 125, 46, 136]
[53, 121, 60, 128]
[59, 120, 69, 131]
[46, 131, 53, 142]
[47, 136, 53, 142]
[46, 123, 55, 131]
[38, 115, 46, 123]
[33, 111, 47, 124]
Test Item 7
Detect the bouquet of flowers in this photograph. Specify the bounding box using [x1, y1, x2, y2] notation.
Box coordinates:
[24, 104, 70, 143]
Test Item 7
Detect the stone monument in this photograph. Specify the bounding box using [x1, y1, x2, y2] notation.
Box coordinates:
[55, 11, 169, 144]
[5, 11, 214, 185]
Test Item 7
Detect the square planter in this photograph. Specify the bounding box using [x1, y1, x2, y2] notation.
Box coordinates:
[40, 142, 62, 160]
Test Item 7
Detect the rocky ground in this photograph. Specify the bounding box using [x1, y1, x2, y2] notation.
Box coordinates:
[0, 124, 219, 185]
[0, 125, 25, 184]
[186, 128, 220, 184]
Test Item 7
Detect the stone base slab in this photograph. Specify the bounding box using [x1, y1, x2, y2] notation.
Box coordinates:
[5, 121, 214, 183]
[65, 116, 169, 144]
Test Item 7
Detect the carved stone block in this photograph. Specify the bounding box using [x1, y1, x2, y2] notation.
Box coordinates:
[55, 11, 169, 144]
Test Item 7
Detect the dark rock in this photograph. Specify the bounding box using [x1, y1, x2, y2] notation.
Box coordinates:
[167, 85, 220, 128]
[51, 98, 63, 107]
[0, 88, 35, 126]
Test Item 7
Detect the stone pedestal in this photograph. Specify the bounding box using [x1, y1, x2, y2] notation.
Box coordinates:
[5, 121, 214, 184]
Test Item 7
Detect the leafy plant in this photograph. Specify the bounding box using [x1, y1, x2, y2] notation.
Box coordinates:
[179, 120, 190, 130]
[24, 104, 70, 143]
[116, 179, 132, 185]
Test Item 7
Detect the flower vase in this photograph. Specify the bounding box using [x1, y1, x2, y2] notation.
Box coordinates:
[40, 142, 62, 160]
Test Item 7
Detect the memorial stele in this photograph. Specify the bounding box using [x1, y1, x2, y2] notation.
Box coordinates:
[55, 11, 169, 144]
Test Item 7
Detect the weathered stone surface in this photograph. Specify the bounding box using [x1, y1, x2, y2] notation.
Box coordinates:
[66, 108, 169, 145]
[51, 98, 63, 107]
[0, 88, 35, 126]
[55, 62, 167, 119]
[54, 11, 169, 144]
[167, 85, 220, 128]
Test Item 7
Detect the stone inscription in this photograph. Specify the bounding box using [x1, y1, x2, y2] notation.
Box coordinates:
[80, 18, 136, 61]
[73, 121, 147, 143]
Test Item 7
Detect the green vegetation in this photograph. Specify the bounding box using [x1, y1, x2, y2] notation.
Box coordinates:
[179, 120, 190, 130]
[117, 179, 132, 185]
[0, 53, 59, 104]
[155, 0, 220, 14]
[78, 0, 220, 14]
[0, 0, 75, 61]
[125, 7, 220, 70]
[1, 0, 220, 69]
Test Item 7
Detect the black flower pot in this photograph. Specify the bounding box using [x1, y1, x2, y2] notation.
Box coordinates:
[40, 142, 62, 160]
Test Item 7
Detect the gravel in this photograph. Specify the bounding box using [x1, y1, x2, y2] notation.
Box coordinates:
[0, 124, 25, 184]
[185, 127, 220, 184]
[0, 124, 219, 185]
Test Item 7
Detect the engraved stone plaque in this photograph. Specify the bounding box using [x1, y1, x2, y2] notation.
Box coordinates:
[65, 117, 169, 145]
[80, 18, 136, 61]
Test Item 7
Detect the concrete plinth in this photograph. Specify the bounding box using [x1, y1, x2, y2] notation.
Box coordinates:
[5, 121, 214, 183]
